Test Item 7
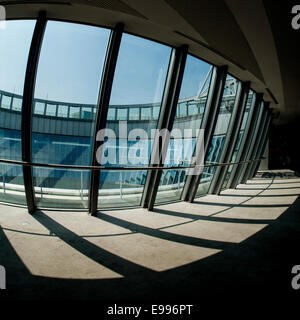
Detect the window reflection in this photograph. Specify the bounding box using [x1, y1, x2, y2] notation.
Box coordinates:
[222, 90, 255, 190]
[0, 20, 35, 205]
[12, 97, 22, 111]
[155, 54, 213, 204]
[57, 104, 68, 118]
[100, 33, 171, 208]
[46, 103, 57, 116]
[1, 95, 11, 109]
[197, 74, 239, 196]
[0, 19, 262, 211]
[32, 21, 110, 209]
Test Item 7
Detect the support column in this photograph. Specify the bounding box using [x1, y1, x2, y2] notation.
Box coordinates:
[240, 102, 269, 184]
[141, 45, 188, 211]
[89, 23, 124, 216]
[208, 81, 250, 195]
[248, 110, 272, 179]
[228, 93, 263, 189]
[183, 66, 228, 203]
[21, 11, 47, 214]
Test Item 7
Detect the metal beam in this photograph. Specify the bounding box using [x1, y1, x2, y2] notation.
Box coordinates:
[183, 65, 228, 203]
[240, 102, 269, 184]
[141, 45, 188, 211]
[250, 112, 272, 178]
[248, 110, 272, 179]
[21, 11, 47, 214]
[181, 66, 219, 201]
[228, 93, 263, 188]
[209, 81, 250, 195]
[232, 97, 264, 187]
[89, 23, 124, 216]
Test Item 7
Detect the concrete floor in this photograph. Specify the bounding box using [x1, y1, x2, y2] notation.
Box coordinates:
[0, 170, 300, 303]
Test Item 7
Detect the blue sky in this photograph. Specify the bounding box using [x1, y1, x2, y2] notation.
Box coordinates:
[0, 20, 211, 105]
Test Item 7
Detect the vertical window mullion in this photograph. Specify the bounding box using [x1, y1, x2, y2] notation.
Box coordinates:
[183, 65, 228, 203]
[89, 23, 124, 216]
[21, 11, 47, 214]
[228, 93, 263, 189]
[250, 113, 272, 178]
[209, 81, 250, 195]
[240, 102, 269, 184]
[248, 108, 272, 180]
[235, 98, 265, 186]
[141, 45, 188, 211]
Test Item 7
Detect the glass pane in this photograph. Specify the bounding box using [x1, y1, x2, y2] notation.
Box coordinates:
[34, 101, 45, 115]
[197, 75, 239, 196]
[98, 170, 147, 208]
[0, 18, 35, 206]
[188, 103, 198, 116]
[69, 106, 80, 118]
[129, 108, 139, 120]
[32, 21, 110, 209]
[0, 19, 35, 195]
[153, 106, 160, 120]
[117, 108, 127, 120]
[82, 107, 92, 119]
[57, 104, 68, 118]
[33, 166, 89, 209]
[1, 95, 11, 109]
[100, 33, 171, 208]
[178, 102, 187, 117]
[156, 168, 187, 204]
[12, 97, 22, 111]
[107, 108, 115, 120]
[46, 103, 57, 116]
[0, 163, 26, 205]
[222, 90, 255, 190]
[141, 107, 151, 120]
[155, 55, 213, 204]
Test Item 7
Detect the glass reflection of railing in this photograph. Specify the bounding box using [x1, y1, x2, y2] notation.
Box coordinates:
[0, 89, 213, 122]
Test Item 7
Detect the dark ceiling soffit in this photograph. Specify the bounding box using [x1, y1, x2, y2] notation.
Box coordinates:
[73, 0, 147, 20]
[265, 87, 279, 104]
[174, 30, 246, 71]
[0, 0, 147, 19]
[0, 1, 71, 5]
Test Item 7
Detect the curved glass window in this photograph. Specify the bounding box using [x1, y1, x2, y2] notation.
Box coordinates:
[197, 75, 239, 196]
[155, 54, 213, 204]
[0, 19, 266, 212]
[0, 20, 35, 205]
[32, 21, 110, 209]
[98, 33, 171, 208]
[222, 90, 255, 190]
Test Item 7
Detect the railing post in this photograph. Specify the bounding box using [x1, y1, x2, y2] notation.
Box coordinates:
[80, 170, 83, 200]
[3, 166, 5, 194]
[141, 45, 188, 211]
[182, 65, 228, 203]
[119, 171, 123, 200]
[40, 184, 43, 199]
[209, 81, 250, 195]
[89, 23, 124, 216]
[21, 11, 47, 214]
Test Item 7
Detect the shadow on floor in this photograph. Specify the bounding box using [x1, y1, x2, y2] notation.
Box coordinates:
[1, 178, 300, 304]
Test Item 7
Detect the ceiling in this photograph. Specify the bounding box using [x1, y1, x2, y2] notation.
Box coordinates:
[1, 0, 299, 124]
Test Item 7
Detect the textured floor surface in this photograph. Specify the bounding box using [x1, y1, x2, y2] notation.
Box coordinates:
[0, 170, 300, 304]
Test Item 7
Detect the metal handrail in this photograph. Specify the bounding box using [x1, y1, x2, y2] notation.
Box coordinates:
[0, 157, 264, 171]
